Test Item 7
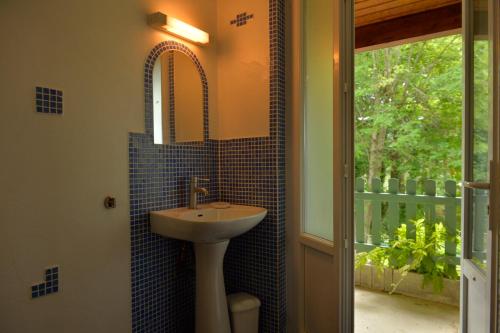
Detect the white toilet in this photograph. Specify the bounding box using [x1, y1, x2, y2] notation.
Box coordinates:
[227, 293, 261, 333]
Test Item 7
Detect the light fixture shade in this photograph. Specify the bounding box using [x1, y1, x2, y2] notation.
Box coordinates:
[148, 12, 210, 45]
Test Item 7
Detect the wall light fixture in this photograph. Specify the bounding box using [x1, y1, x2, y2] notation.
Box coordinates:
[147, 12, 210, 45]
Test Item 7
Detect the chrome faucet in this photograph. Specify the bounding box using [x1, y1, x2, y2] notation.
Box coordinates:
[189, 176, 209, 209]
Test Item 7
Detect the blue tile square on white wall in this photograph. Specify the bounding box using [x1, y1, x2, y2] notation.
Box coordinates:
[31, 266, 60, 299]
[35, 86, 63, 114]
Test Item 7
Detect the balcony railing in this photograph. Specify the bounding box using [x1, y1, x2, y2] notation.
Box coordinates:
[354, 178, 464, 265]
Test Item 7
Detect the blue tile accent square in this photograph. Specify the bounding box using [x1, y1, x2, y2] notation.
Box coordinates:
[230, 12, 255, 26]
[35, 86, 63, 115]
[31, 266, 60, 299]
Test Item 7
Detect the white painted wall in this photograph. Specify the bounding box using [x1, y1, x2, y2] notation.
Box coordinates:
[217, 0, 270, 139]
[0, 0, 217, 332]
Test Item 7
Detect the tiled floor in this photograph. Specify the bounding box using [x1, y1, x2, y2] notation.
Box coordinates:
[355, 287, 459, 333]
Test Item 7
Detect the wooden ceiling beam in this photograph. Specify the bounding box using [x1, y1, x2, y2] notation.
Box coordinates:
[355, 3, 462, 50]
[355, 0, 460, 27]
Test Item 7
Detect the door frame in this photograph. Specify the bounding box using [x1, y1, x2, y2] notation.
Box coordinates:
[461, 0, 500, 331]
[287, 0, 500, 332]
[487, 0, 500, 331]
[340, 0, 355, 331]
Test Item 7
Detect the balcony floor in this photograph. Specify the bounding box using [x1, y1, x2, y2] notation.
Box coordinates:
[355, 287, 459, 333]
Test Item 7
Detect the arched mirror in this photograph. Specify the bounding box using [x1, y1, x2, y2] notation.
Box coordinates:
[152, 50, 204, 144]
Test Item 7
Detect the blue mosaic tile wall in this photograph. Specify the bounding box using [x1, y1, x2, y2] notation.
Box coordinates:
[130, 41, 218, 333]
[129, 134, 218, 332]
[129, 0, 285, 330]
[221, 0, 286, 331]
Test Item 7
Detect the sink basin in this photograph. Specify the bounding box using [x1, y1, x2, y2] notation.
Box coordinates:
[150, 203, 267, 243]
[150, 203, 267, 333]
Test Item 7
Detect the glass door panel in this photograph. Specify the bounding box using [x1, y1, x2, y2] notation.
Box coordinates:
[462, 0, 493, 331]
[467, 0, 490, 273]
[303, 0, 334, 241]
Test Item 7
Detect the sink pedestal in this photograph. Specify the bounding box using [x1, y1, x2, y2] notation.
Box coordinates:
[150, 204, 267, 332]
[194, 240, 230, 333]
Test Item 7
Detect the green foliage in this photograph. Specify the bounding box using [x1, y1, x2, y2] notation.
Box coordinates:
[472, 40, 490, 182]
[355, 219, 460, 294]
[355, 35, 463, 190]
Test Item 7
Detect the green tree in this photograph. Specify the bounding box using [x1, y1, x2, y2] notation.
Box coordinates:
[355, 35, 463, 192]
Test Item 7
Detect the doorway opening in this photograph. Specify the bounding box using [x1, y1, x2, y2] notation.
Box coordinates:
[354, 34, 463, 332]
[353, 2, 467, 332]
[294, 0, 496, 331]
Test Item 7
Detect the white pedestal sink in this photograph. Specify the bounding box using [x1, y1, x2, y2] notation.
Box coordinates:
[150, 203, 267, 333]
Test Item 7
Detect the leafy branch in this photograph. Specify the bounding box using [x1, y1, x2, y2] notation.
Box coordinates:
[355, 218, 460, 294]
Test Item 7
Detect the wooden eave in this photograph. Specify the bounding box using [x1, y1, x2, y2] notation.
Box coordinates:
[356, 0, 462, 50]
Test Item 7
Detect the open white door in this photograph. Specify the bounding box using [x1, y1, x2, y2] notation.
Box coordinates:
[288, 0, 354, 332]
[462, 0, 499, 331]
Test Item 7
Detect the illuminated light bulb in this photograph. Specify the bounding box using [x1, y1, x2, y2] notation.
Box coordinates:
[165, 17, 209, 45]
[148, 12, 210, 45]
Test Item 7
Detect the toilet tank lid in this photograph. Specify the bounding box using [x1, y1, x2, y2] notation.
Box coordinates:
[227, 293, 261, 312]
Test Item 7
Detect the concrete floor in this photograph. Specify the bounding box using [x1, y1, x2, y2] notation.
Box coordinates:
[355, 287, 459, 333]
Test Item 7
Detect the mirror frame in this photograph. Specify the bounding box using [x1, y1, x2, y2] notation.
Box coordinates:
[145, 40, 209, 144]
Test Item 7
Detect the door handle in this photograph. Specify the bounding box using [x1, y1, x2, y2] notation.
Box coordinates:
[463, 181, 490, 190]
